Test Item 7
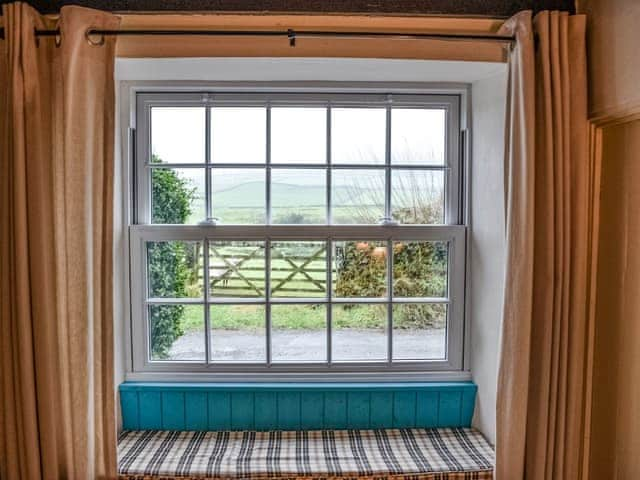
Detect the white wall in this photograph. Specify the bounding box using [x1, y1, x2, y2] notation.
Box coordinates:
[115, 57, 505, 83]
[113, 83, 130, 430]
[469, 71, 507, 444]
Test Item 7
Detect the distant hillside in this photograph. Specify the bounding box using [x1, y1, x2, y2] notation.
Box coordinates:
[214, 181, 381, 207]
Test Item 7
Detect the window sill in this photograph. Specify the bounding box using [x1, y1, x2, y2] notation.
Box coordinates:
[125, 370, 472, 383]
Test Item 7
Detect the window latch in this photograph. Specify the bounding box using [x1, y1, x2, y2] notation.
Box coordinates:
[198, 217, 220, 226]
[377, 216, 399, 226]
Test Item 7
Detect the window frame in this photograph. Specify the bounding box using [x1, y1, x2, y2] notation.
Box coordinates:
[135, 92, 461, 226]
[129, 87, 468, 378]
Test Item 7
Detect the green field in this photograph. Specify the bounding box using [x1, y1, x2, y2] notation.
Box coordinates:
[208, 241, 330, 298]
[162, 178, 442, 225]
[205, 180, 384, 224]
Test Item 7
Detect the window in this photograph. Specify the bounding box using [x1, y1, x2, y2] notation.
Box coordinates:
[130, 90, 466, 376]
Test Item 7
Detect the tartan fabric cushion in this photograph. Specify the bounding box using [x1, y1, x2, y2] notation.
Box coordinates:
[118, 428, 494, 480]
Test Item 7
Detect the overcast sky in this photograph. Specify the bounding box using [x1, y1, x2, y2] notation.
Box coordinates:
[151, 106, 445, 193]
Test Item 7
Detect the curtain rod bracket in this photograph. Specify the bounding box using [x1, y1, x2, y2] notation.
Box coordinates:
[287, 29, 296, 47]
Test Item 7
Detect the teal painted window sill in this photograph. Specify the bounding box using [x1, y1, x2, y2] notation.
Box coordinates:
[120, 381, 476, 431]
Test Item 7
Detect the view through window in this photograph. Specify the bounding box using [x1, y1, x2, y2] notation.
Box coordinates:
[130, 91, 466, 374]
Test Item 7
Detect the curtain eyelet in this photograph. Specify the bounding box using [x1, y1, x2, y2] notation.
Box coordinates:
[85, 28, 105, 46]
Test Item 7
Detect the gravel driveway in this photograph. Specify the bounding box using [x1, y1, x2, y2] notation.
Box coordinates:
[169, 328, 446, 362]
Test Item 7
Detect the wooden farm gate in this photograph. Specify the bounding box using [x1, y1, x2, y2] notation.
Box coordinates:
[196, 244, 328, 297]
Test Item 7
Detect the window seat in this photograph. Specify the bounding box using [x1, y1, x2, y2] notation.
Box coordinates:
[117, 427, 494, 480]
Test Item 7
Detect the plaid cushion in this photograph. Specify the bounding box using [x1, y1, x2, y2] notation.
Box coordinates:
[118, 428, 494, 480]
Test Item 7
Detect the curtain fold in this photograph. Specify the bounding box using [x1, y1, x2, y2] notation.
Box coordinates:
[496, 10, 593, 480]
[0, 3, 120, 479]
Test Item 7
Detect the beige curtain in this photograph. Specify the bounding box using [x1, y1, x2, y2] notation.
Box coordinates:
[0, 3, 119, 479]
[496, 10, 595, 480]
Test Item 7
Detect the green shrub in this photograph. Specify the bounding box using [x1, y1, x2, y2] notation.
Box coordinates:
[392, 241, 447, 298]
[335, 174, 448, 329]
[150, 169, 194, 225]
[148, 155, 195, 358]
[334, 242, 386, 298]
[334, 240, 447, 329]
[273, 212, 307, 224]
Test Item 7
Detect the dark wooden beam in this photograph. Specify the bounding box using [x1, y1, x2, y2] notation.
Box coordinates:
[0, 0, 575, 17]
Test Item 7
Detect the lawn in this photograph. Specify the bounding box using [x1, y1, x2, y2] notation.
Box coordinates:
[181, 303, 386, 332]
[181, 304, 331, 332]
[179, 303, 445, 333]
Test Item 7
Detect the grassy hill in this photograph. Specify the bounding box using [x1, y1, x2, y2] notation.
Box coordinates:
[214, 181, 381, 207]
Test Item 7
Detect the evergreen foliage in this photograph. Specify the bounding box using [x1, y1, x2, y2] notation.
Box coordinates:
[148, 155, 196, 358]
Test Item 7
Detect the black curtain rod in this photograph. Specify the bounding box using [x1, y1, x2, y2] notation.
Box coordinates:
[0, 27, 515, 45]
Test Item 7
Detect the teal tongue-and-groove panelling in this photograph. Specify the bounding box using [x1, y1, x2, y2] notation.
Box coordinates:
[120, 382, 477, 430]
[119, 382, 476, 431]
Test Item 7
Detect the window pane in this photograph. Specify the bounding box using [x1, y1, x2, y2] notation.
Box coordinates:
[147, 241, 203, 298]
[333, 241, 387, 298]
[331, 108, 385, 164]
[332, 169, 385, 224]
[272, 304, 326, 362]
[210, 304, 266, 362]
[391, 108, 445, 165]
[211, 107, 266, 163]
[149, 304, 205, 361]
[212, 168, 265, 224]
[392, 303, 446, 360]
[271, 169, 326, 224]
[151, 107, 205, 164]
[271, 241, 327, 298]
[391, 169, 444, 224]
[393, 241, 448, 298]
[271, 107, 326, 164]
[209, 241, 265, 298]
[332, 304, 387, 361]
[151, 168, 205, 224]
